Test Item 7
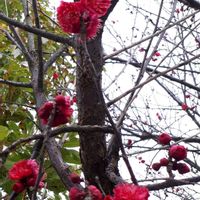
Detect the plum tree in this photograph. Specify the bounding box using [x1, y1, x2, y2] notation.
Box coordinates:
[0, 0, 200, 199]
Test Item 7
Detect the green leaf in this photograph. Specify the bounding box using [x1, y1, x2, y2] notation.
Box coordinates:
[4, 159, 16, 170]
[62, 148, 81, 164]
[46, 167, 66, 193]
[0, 125, 8, 141]
[54, 194, 64, 200]
[0, 164, 13, 194]
[64, 133, 80, 147]
[0, 179, 13, 194]
[6, 131, 21, 143]
[7, 121, 21, 135]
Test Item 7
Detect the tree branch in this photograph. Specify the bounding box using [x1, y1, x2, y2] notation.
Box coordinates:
[43, 45, 68, 72]
[111, 57, 200, 93]
[1, 26, 33, 63]
[0, 125, 113, 162]
[32, 0, 44, 92]
[0, 12, 75, 46]
[107, 53, 200, 106]
[178, 0, 200, 9]
[145, 176, 200, 190]
[51, 124, 113, 136]
[0, 78, 32, 88]
[104, 10, 200, 60]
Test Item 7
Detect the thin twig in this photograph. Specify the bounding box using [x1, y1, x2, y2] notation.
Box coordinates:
[145, 175, 200, 191]
[8, 25, 33, 64]
[104, 10, 200, 60]
[107, 52, 200, 106]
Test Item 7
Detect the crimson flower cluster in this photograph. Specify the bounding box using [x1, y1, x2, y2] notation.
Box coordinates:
[8, 160, 45, 193]
[38, 95, 73, 127]
[106, 183, 149, 200]
[152, 133, 190, 175]
[68, 172, 102, 200]
[68, 173, 149, 200]
[69, 185, 103, 200]
[68, 173, 83, 184]
[69, 183, 149, 200]
[57, 0, 111, 39]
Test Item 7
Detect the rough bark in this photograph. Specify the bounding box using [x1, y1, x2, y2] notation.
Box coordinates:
[76, 33, 114, 193]
[75, 0, 120, 193]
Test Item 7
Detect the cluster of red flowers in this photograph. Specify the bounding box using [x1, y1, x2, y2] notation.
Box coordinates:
[69, 183, 149, 200]
[69, 185, 103, 200]
[38, 95, 73, 127]
[68, 172, 103, 200]
[8, 160, 45, 193]
[68, 172, 149, 200]
[68, 173, 83, 184]
[57, 0, 111, 39]
[108, 183, 149, 200]
[152, 133, 190, 174]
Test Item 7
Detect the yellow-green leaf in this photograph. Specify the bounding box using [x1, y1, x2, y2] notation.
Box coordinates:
[0, 125, 8, 141]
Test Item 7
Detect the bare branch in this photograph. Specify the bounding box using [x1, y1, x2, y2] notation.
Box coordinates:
[1, 26, 33, 63]
[145, 176, 200, 191]
[106, 157, 124, 184]
[107, 53, 200, 106]
[110, 57, 200, 93]
[32, 0, 44, 92]
[0, 125, 113, 161]
[50, 124, 113, 136]
[178, 0, 200, 9]
[0, 78, 31, 88]
[43, 45, 68, 72]
[104, 10, 200, 60]
[0, 12, 75, 46]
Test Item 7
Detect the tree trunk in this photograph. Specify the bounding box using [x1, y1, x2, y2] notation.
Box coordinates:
[76, 34, 113, 193]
